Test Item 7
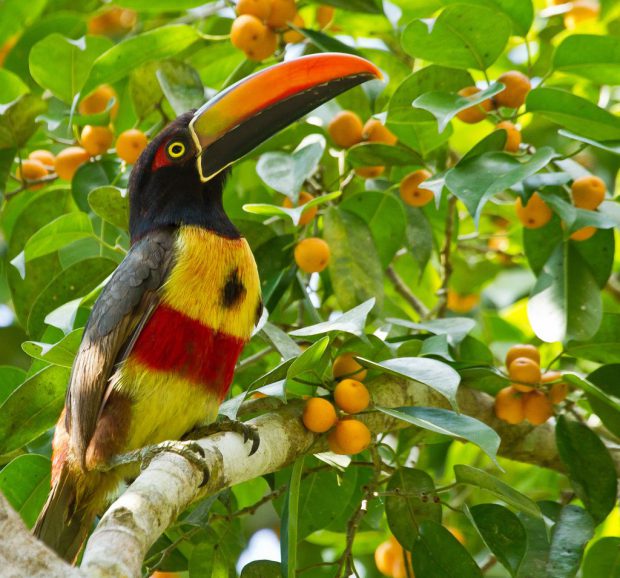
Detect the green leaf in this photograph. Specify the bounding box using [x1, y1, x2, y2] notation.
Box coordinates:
[188, 541, 215, 577]
[516, 512, 551, 578]
[22, 329, 82, 368]
[84, 25, 200, 94]
[445, 148, 556, 222]
[378, 407, 500, 465]
[0, 365, 70, 457]
[295, 27, 361, 56]
[523, 220, 562, 276]
[0, 454, 50, 528]
[240, 561, 281, 577]
[454, 465, 541, 518]
[281, 457, 304, 578]
[571, 228, 615, 288]
[322, 207, 384, 310]
[411, 520, 483, 578]
[287, 336, 329, 381]
[555, 416, 617, 524]
[582, 537, 620, 578]
[563, 373, 620, 416]
[553, 34, 620, 85]
[583, 365, 620, 437]
[388, 317, 476, 346]
[566, 313, 620, 363]
[341, 192, 407, 268]
[88, 186, 129, 231]
[526, 88, 620, 142]
[0, 147, 15, 195]
[0, 69, 29, 104]
[547, 506, 594, 578]
[0, 0, 47, 48]
[527, 243, 602, 343]
[243, 191, 340, 227]
[157, 60, 204, 116]
[559, 130, 620, 156]
[0, 94, 47, 149]
[469, 504, 526, 577]
[115, 0, 229, 10]
[0, 366, 26, 406]
[29, 34, 112, 103]
[73, 159, 121, 212]
[413, 82, 504, 132]
[256, 140, 324, 201]
[307, 0, 382, 13]
[402, 5, 511, 70]
[346, 143, 423, 167]
[290, 298, 374, 338]
[360, 357, 460, 409]
[385, 468, 441, 549]
[405, 206, 433, 270]
[260, 323, 301, 360]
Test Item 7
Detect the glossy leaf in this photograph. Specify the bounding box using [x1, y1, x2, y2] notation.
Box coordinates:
[388, 317, 476, 346]
[0, 94, 47, 149]
[566, 313, 620, 363]
[346, 143, 422, 167]
[157, 59, 204, 116]
[240, 561, 281, 577]
[582, 537, 620, 578]
[243, 191, 340, 227]
[21, 329, 82, 368]
[290, 298, 374, 338]
[583, 365, 620, 437]
[553, 34, 620, 85]
[547, 506, 594, 578]
[88, 186, 129, 230]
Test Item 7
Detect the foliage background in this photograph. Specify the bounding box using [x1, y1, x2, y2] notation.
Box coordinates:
[0, 0, 619, 576]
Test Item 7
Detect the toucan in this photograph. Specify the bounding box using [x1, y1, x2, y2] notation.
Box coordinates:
[33, 52, 381, 562]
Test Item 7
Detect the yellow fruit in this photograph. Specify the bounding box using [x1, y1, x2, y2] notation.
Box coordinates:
[375, 539, 399, 576]
[28, 149, 55, 168]
[333, 353, 367, 381]
[542, 371, 569, 403]
[446, 291, 480, 314]
[79, 84, 119, 119]
[571, 175, 606, 210]
[283, 13, 305, 43]
[328, 110, 364, 148]
[334, 379, 370, 414]
[81, 125, 114, 156]
[523, 390, 553, 425]
[362, 118, 397, 145]
[355, 165, 384, 179]
[115, 129, 148, 164]
[564, 1, 600, 29]
[400, 169, 433, 207]
[456, 86, 492, 124]
[494, 386, 524, 424]
[16, 159, 48, 189]
[509, 357, 541, 392]
[570, 226, 596, 241]
[88, 8, 137, 36]
[302, 397, 337, 433]
[282, 191, 317, 226]
[231, 14, 277, 60]
[294, 237, 330, 273]
[515, 192, 552, 229]
[316, 5, 335, 28]
[505, 344, 540, 368]
[245, 26, 277, 61]
[236, 0, 272, 20]
[496, 121, 521, 153]
[329, 418, 371, 454]
[54, 147, 90, 181]
[494, 71, 531, 109]
[267, 0, 297, 28]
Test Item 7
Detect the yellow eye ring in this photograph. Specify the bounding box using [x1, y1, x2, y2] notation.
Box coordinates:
[167, 141, 186, 158]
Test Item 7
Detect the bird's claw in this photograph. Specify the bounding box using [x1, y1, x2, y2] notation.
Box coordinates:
[184, 416, 260, 457]
[139, 440, 210, 487]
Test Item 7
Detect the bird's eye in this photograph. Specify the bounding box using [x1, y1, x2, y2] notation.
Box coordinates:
[167, 141, 186, 159]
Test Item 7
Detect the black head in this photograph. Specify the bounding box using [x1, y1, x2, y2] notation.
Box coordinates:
[128, 112, 237, 243]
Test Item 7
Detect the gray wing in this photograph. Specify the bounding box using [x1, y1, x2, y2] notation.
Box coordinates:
[65, 229, 176, 466]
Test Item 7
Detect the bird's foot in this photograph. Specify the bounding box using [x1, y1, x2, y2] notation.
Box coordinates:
[184, 416, 260, 456]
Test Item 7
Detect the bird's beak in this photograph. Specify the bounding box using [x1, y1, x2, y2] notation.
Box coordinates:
[188, 53, 382, 182]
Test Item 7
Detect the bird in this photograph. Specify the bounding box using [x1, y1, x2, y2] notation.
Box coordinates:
[33, 53, 381, 562]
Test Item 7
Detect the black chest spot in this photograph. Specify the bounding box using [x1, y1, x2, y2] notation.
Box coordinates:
[222, 268, 246, 308]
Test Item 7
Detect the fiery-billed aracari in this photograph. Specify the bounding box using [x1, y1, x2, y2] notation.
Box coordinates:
[33, 53, 381, 561]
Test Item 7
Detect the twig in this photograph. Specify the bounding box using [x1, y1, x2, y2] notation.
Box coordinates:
[386, 265, 430, 319]
[436, 195, 457, 317]
[237, 346, 274, 370]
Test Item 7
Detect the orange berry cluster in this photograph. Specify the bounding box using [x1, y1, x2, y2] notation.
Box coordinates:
[301, 353, 372, 455]
[494, 344, 569, 426]
[515, 175, 607, 240]
[327, 110, 397, 179]
[375, 536, 413, 578]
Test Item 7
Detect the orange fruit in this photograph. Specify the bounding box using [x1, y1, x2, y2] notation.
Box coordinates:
[542, 371, 569, 403]
[494, 71, 531, 109]
[245, 26, 277, 60]
[564, 1, 600, 28]
[362, 118, 397, 145]
[505, 344, 540, 368]
[355, 166, 384, 179]
[333, 353, 367, 381]
[570, 226, 596, 241]
[251, 391, 268, 399]
[317, 5, 335, 28]
[88, 8, 136, 36]
[375, 539, 399, 576]
[282, 191, 317, 226]
[494, 386, 524, 424]
[496, 121, 521, 153]
[302, 397, 337, 433]
[0, 35, 17, 67]
[28, 150, 55, 168]
[283, 13, 305, 43]
[328, 418, 371, 454]
[508, 357, 541, 392]
[81, 125, 114, 157]
[54, 147, 90, 181]
[328, 110, 363, 148]
[523, 390, 553, 425]
[515, 192, 552, 229]
[446, 291, 480, 313]
[267, 0, 297, 28]
[294, 237, 330, 273]
[571, 175, 606, 210]
[115, 129, 148, 164]
[79, 84, 119, 119]
[456, 86, 492, 124]
[334, 379, 370, 414]
[236, 0, 272, 20]
[231, 14, 277, 60]
[16, 159, 48, 189]
[400, 169, 433, 207]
